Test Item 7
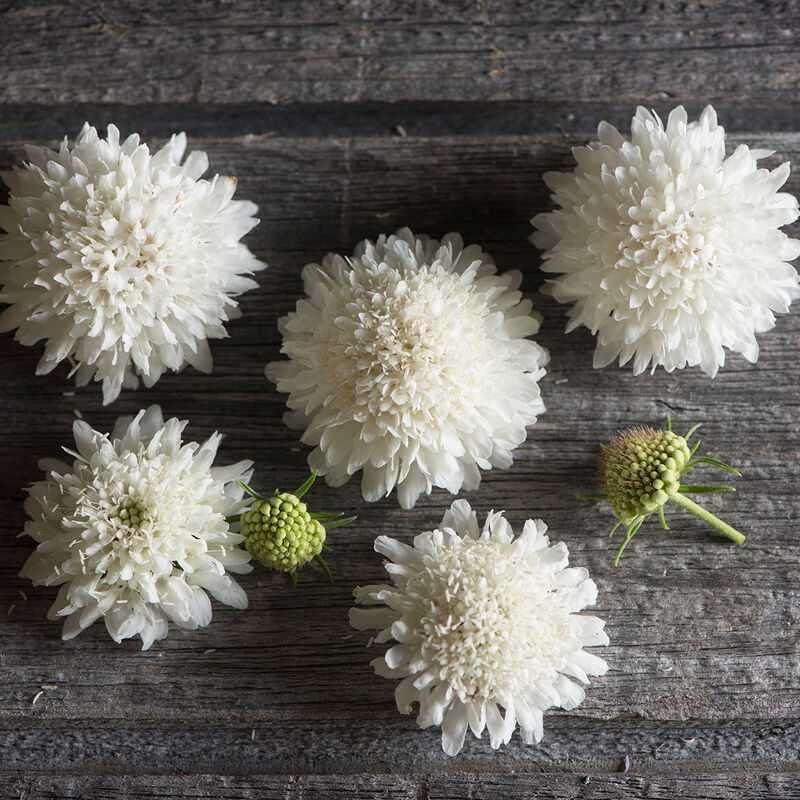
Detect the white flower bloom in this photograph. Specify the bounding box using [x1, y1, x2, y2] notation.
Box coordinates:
[532, 105, 800, 377]
[350, 500, 608, 755]
[20, 406, 254, 649]
[0, 123, 265, 404]
[266, 228, 548, 510]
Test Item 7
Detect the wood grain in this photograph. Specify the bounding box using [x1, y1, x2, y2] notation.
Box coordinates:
[1, 0, 800, 108]
[2, 2, 800, 795]
[0, 133, 798, 800]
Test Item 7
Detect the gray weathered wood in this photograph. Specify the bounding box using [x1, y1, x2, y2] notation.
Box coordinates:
[2, 2, 800, 794]
[1, 1, 800, 108]
[1, 134, 798, 734]
[3, 773, 800, 800]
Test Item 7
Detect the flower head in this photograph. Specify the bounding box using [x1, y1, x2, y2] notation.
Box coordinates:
[592, 418, 746, 563]
[20, 406, 254, 649]
[267, 228, 549, 509]
[0, 123, 265, 404]
[532, 105, 800, 376]
[350, 499, 608, 755]
[239, 471, 354, 585]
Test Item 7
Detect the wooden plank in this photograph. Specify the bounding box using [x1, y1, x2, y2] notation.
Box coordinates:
[4, 718, 800, 775]
[1, 1, 799, 107]
[3, 773, 800, 800]
[0, 133, 798, 753]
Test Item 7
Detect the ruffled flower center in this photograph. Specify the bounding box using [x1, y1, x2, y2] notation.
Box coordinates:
[315, 262, 490, 438]
[64, 448, 221, 591]
[408, 537, 566, 704]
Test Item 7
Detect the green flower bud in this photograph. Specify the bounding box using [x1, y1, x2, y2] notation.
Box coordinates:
[235, 471, 355, 586]
[600, 426, 691, 525]
[587, 419, 745, 565]
[241, 492, 326, 572]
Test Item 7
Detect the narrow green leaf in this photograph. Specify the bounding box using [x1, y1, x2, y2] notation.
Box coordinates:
[665, 415, 671, 432]
[293, 471, 318, 499]
[324, 515, 357, 530]
[315, 554, 334, 584]
[236, 479, 264, 501]
[686, 457, 742, 477]
[225, 514, 242, 524]
[310, 511, 344, 520]
[608, 519, 623, 539]
[658, 505, 669, 530]
[689, 439, 702, 457]
[615, 516, 643, 565]
[678, 485, 736, 494]
[289, 571, 297, 588]
[684, 422, 703, 441]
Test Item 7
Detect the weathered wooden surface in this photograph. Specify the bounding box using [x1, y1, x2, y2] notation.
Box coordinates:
[2, 2, 800, 798]
[2, 0, 800, 108]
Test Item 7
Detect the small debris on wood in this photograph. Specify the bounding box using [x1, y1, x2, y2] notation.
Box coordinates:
[392, 124, 408, 138]
[618, 754, 630, 773]
[31, 691, 44, 705]
[62, 391, 75, 397]
[73, 408, 83, 419]
[41, 684, 58, 691]
[251, 729, 256, 741]
[19, 590, 27, 601]
[204, 649, 216, 655]
[554, 378, 569, 384]
[7, 604, 14, 615]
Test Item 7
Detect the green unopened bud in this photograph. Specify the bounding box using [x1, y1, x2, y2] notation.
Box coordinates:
[234, 471, 355, 586]
[600, 426, 691, 525]
[242, 493, 326, 572]
[586, 418, 745, 564]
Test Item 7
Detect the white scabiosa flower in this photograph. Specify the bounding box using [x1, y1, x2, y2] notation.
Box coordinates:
[0, 123, 265, 404]
[350, 499, 608, 755]
[532, 105, 800, 376]
[20, 406, 254, 649]
[266, 228, 549, 510]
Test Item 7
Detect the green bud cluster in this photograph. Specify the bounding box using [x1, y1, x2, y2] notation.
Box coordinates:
[600, 427, 691, 525]
[241, 492, 326, 572]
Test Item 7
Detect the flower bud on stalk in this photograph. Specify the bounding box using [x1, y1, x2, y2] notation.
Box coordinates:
[587, 419, 745, 564]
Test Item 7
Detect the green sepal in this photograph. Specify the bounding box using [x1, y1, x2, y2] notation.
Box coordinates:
[686, 456, 742, 477]
[608, 519, 623, 539]
[684, 422, 703, 441]
[293, 471, 318, 500]
[324, 515, 357, 530]
[315, 554, 334, 584]
[678, 485, 736, 494]
[237, 479, 265, 501]
[615, 516, 644, 565]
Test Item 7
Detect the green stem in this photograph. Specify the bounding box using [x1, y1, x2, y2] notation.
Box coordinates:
[670, 493, 746, 545]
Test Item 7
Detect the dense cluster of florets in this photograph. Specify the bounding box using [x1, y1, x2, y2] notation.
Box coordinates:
[241, 493, 326, 572]
[600, 427, 691, 524]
